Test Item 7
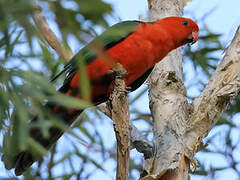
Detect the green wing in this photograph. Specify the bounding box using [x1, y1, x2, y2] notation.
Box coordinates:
[51, 20, 144, 83]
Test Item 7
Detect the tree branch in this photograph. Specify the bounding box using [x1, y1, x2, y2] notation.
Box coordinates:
[184, 26, 240, 157]
[142, 1, 240, 180]
[32, 2, 73, 61]
[97, 103, 153, 157]
[108, 63, 130, 180]
[142, 0, 190, 179]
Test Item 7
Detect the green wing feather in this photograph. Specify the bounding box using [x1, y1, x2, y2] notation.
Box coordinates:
[51, 20, 143, 83]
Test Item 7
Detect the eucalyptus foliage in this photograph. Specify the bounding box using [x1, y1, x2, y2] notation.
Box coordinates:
[0, 1, 239, 179]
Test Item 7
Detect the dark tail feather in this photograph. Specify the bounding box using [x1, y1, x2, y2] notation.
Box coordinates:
[2, 102, 83, 176]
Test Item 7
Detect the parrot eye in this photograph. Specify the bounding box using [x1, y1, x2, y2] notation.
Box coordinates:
[182, 21, 189, 26]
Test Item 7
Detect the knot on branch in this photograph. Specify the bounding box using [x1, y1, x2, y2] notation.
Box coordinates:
[165, 71, 179, 84]
[111, 63, 127, 80]
[131, 140, 153, 159]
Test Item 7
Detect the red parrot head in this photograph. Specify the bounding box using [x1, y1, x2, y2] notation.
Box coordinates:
[156, 17, 199, 47]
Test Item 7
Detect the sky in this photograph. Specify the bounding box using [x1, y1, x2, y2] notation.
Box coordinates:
[1, 0, 240, 179]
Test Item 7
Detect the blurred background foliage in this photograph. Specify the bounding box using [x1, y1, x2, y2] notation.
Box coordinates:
[0, 0, 239, 179]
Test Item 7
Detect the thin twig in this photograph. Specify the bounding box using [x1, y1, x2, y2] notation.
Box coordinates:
[32, 2, 73, 61]
[48, 144, 56, 179]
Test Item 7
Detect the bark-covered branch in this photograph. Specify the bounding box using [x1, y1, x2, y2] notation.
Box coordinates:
[142, 0, 240, 180]
[108, 63, 130, 180]
[32, 2, 73, 61]
[185, 26, 240, 157]
[142, 0, 190, 179]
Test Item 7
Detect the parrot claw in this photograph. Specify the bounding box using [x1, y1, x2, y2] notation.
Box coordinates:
[106, 69, 127, 80]
[126, 86, 132, 91]
[106, 70, 115, 75]
[120, 90, 129, 95]
[112, 63, 127, 79]
[121, 87, 131, 94]
[115, 74, 125, 79]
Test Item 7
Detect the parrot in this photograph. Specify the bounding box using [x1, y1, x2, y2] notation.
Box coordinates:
[2, 16, 199, 175]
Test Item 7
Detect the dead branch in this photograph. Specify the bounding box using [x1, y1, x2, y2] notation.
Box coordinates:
[108, 63, 130, 180]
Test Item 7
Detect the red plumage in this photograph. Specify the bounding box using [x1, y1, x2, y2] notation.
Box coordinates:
[2, 17, 199, 175]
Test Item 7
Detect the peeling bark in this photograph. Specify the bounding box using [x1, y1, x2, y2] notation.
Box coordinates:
[142, 0, 190, 179]
[108, 63, 130, 180]
[184, 26, 240, 158]
[32, 1, 240, 179]
[142, 0, 240, 179]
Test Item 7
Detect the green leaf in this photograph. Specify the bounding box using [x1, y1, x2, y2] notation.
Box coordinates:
[48, 93, 92, 109]
[51, 119, 89, 146]
[216, 117, 235, 127]
[72, 143, 106, 172]
[53, 152, 74, 166]
[78, 126, 96, 143]
[27, 137, 48, 157]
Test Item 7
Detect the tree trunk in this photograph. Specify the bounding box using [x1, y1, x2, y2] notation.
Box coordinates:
[141, 0, 240, 179]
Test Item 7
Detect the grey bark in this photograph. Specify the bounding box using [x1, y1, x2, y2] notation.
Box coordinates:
[141, 0, 240, 179]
